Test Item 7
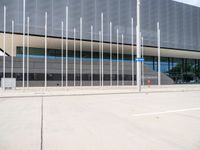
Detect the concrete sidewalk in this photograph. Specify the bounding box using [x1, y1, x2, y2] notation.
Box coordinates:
[0, 91, 200, 150]
[0, 84, 200, 98]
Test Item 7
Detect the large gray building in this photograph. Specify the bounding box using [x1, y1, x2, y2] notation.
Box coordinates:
[0, 0, 200, 87]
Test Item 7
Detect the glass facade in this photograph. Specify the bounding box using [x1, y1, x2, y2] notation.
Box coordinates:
[16, 47, 133, 61]
[145, 56, 200, 84]
[16, 47, 200, 84]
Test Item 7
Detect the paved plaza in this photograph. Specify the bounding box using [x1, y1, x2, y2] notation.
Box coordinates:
[0, 86, 200, 150]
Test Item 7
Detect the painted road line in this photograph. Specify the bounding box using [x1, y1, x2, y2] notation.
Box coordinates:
[133, 107, 200, 117]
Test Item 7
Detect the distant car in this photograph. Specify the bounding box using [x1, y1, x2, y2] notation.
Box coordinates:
[189, 80, 196, 84]
[176, 80, 183, 84]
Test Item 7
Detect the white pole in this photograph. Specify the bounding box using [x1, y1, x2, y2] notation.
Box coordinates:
[136, 0, 141, 92]
[74, 28, 76, 87]
[110, 22, 112, 86]
[91, 25, 93, 86]
[122, 34, 124, 86]
[27, 17, 30, 88]
[61, 21, 64, 87]
[11, 20, 14, 79]
[3, 6, 6, 90]
[101, 13, 104, 87]
[99, 31, 101, 86]
[45, 12, 47, 88]
[80, 17, 82, 86]
[141, 37, 144, 86]
[131, 17, 134, 86]
[117, 29, 119, 87]
[157, 22, 161, 86]
[66, 6, 68, 87]
[22, 0, 25, 88]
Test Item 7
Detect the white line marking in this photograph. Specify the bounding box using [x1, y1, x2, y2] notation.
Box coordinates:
[133, 107, 200, 117]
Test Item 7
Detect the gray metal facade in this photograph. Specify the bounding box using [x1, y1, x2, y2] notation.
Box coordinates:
[0, 0, 200, 51]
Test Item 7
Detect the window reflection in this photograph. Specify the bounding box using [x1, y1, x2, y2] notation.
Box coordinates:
[16, 47, 200, 84]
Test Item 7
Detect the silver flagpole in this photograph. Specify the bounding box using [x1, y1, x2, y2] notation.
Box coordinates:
[66, 6, 68, 87]
[122, 34, 124, 86]
[91, 25, 93, 86]
[131, 17, 134, 86]
[99, 31, 101, 86]
[45, 12, 47, 88]
[27, 17, 30, 88]
[110, 22, 112, 86]
[11, 20, 14, 79]
[157, 22, 161, 86]
[117, 29, 119, 87]
[101, 13, 104, 87]
[141, 37, 144, 86]
[80, 17, 82, 86]
[74, 28, 76, 87]
[61, 21, 64, 87]
[3, 6, 6, 90]
[136, 0, 141, 92]
[22, 0, 25, 88]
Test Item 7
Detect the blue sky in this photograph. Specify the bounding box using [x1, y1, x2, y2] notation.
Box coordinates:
[174, 0, 200, 7]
